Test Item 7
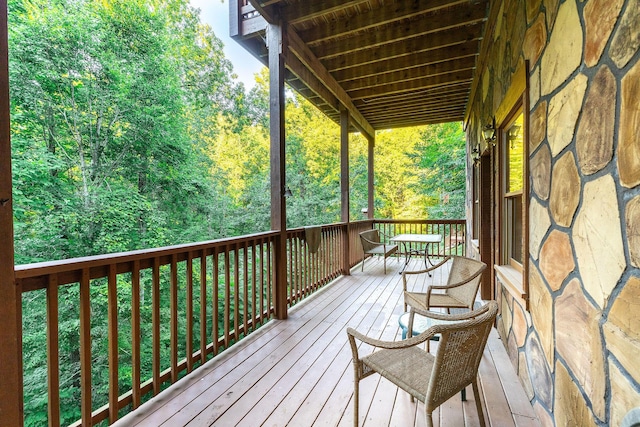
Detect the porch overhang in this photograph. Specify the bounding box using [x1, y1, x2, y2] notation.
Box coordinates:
[230, 0, 490, 136]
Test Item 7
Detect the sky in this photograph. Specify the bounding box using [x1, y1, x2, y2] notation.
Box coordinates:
[189, 0, 265, 89]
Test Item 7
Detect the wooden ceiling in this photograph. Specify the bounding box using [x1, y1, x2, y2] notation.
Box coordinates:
[230, 0, 489, 135]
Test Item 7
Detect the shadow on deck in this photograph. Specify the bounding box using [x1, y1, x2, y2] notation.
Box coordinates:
[113, 256, 539, 427]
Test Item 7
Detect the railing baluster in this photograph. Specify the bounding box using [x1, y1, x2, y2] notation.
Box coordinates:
[213, 247, 220, 355]
[170, 254, 178, 383]
[108, 265, 119, 423]
[200, 250, 207, 365]
[131, 260, 141, 409]
[297, 234, 301, 302]
[243, 245, 249, 337]
[234, 244, 240, 341]
[251, 242, 257, 331]
[224, 248, 231, 348]
[46, 274, 60, 427]
[152, 258, 160, 396]
[259, 240, 265, 324]
[186, 252, 193, 373]
[79, 269, 92, 426]
[267, 239, 272, 317]
[288, 238, 293, 303]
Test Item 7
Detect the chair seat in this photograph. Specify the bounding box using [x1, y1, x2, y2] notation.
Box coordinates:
[363, 346, 434, 402]
[404, 291, 468, 310]
[366, 244, 397, 256]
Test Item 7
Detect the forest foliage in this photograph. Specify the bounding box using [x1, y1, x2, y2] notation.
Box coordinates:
[10, 0, 465, 265]
[9, 0, 466, 425]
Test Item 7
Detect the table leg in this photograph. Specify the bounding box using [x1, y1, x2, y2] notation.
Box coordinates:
[423, 242, 439, 269]
[398, 241, 411, 274]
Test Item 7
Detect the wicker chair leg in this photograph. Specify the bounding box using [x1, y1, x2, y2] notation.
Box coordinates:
[354, 377, 359, 426]
[425, 411, 434, 427]
[472, 379, 486, 427]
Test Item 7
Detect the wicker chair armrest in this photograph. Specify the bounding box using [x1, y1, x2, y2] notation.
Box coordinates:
[427, 266, 484, 291]
[401, 256, 451, 291]
[360, 235, 379, 246]
[410, 303, 491, 321]
[402, 256, 451, 276]
[346, 327, 435, 350]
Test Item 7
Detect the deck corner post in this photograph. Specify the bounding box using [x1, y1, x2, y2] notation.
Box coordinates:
[0, 0, 24, 424]
[268, 18, 288, 319]
[340, 108, 351, 275]
[367, 133, 375, 220]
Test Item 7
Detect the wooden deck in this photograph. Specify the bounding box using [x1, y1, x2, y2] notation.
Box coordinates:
[113, 256, 539, 427]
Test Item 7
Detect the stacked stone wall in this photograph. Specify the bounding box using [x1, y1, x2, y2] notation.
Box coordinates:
[466, 0, 640, 425]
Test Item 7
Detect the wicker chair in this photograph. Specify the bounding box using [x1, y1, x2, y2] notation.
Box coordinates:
[359, 229, 398, 274]
[402, 255, 486, 316]
[346, 301, 498, 427]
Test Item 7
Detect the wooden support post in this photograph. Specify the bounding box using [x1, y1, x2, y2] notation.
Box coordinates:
[269, 21, 288, 320]
[0, 1, 23, 424]
[340, 109, 351, 275]
[367, 133, 375, 220]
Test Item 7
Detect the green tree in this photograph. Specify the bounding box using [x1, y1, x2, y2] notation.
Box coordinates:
[415, 122, 466, 219]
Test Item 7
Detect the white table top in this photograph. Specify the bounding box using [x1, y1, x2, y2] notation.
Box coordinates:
[390, 233, 442, 244]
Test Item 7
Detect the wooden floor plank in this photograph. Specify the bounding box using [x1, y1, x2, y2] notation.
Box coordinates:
[119, 271, 356, 426]
[439, 391, 466, 427]
[485, 331, 538, 421]
[462, 385, 483, 427]
[111, 257, 538, 427]
[176, 279, 378, 425]
[478, 347, 516, 427]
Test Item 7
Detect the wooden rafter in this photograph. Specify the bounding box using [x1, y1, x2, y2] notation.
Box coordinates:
[238, 0, 489, 130]
[298, 0, 475, 45]
[287, 25, 374, 138]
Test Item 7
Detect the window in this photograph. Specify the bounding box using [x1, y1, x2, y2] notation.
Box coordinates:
[489, 61, 530, 308]
[503, 112, 524, 267]
[494, 103, 529, 306]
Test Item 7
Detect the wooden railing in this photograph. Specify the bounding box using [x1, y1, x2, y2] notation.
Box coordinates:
[15, 218, 465, 426]
[375, 219, 466, 257]
[285, 223, 346, 306]
[16, 232, 278, 427]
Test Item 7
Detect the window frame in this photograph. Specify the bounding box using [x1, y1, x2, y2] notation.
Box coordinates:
[501, 110, 525, 271]
[492, 61, 530, 309]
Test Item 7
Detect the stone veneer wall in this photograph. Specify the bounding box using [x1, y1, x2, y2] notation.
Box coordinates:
[465, 0, 640, 425]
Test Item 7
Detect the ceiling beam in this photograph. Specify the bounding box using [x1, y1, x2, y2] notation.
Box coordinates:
[285, 54, 340, 111]
[282, 0, 371, 25]
[464, 0, 501, 127]
[369, 105, 466, 121]
[300, 0, 476, 45]
[370, 111, 465, 126]
[354, 82, 471, 107]
[311, 4, 487, 59]
[343, 57, 477, 92]
[357, 84, 469, 105]
[360, 97, 469, 116]
[333, 40, 480, 83]
[371, 116, 464, 130]
[349, 70, 474, 100]
[322, 22, 483, 71]
[286, 25, 374, 139]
